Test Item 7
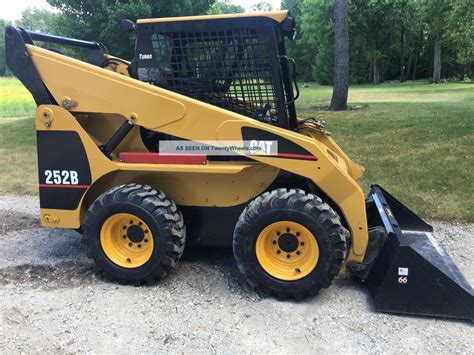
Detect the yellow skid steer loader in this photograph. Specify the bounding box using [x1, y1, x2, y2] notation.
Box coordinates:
[5, 11, 472, 320]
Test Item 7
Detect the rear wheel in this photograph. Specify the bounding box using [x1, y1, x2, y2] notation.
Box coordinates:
[84, 183, 185, 284]
[233, 188, 348, 299]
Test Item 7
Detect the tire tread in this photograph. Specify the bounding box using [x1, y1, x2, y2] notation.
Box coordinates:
[83, 183, 185, 285]
[233, 188, 348, 300]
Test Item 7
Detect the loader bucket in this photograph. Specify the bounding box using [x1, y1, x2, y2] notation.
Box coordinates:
[364, 185, 473, 321]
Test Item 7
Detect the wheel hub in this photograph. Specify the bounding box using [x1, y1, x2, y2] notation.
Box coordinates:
[127, 225, 145, 243]
[278, 233, 299, 253]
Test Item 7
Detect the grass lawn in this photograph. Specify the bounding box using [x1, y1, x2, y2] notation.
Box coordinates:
[0, 77, 472, 221]
[0, 78, 37, 194]
[0, 77, 37, 117]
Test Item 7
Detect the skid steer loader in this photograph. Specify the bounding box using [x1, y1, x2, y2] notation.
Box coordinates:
[5, 11, 473, 321]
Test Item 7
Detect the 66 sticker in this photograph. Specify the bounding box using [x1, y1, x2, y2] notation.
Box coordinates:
[398, 267, 409, 284]
[398, 276, 408, 284]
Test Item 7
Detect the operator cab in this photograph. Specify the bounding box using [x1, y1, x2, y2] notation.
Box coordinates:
[130, 11, 299, 131]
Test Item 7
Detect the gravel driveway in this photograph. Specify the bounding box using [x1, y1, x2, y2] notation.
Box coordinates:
[0, 195, 472, 353]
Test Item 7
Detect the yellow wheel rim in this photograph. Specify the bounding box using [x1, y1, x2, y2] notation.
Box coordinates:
[255, 221, 319, 281]
[100, 213, 154, 268]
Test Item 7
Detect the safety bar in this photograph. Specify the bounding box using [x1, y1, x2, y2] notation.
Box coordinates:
[25, 30, 103, 50]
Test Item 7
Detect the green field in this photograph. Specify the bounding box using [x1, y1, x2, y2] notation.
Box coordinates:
[0, 77, 472, 221]
[0, 77, 37, 117]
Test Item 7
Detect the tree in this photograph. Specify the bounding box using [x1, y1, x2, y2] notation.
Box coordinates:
[433, 34, 442, 83]
[295, 0, 474, 85]
[330, 0, 349, 110]
[396, 0, 408, 82]
[15, 7, 58, 32]
[251, 2, 274, 12]
[0, 19, 7, 76]
[444, 0, 474, 79]
[0, 8, 57, 76]
[281, 0, 315, 81]
[350, 0, 399, 84]
[420, 0, 453, 83]
[46, 0, 215, 59]
[208, 0, 245, 14]
[299, 0, 334, 84]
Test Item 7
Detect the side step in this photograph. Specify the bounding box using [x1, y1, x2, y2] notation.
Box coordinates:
[362, 185, 473, 321]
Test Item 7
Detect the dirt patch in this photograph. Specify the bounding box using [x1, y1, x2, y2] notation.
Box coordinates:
[0, 195, 472, 353]
[0, 262, 95, 289]
[308, 104, 368, 111]
[0, 210, 39, 234]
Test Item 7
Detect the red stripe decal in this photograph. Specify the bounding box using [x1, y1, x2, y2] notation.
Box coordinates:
[248, 153, 317, 160]
[39, 184, 89, 189]
[119, 152, 207, 165]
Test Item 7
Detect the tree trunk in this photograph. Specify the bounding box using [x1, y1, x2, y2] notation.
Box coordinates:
[412, 50, 418, 80]
[406, 46, 413, 80]
[412, 29, 422, 80]
[380, 59, 386, 83]
[330, 0, 349, 111]
[400, 27, 405, 82]
[369, 60, 373, 83]
[405, 37, 415, 80]
[433, 34, 442, 83]
[373, 58, 380, 84]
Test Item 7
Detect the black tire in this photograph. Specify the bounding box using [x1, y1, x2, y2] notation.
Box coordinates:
[233, 188, 348, 299]
[83, 183, 185, 284]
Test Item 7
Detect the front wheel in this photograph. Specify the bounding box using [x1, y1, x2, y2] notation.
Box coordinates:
[83, 183, 185, 284]
[233, 188, 348, 299]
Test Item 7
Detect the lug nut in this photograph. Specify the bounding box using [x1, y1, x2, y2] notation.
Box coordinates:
[128, 242, 133, 247]
[276, 250, 281, 254]
[272, 240, 276, 245]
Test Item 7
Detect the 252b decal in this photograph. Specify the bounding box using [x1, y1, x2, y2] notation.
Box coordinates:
[37, 131, 91, 209]
[44, 170, 79, 185]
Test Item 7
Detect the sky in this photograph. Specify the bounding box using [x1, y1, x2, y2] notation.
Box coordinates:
[2, 0, 52, 21]
[2, 0, 282, 21]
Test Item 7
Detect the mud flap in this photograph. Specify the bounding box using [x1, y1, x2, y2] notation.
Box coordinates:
[364, 185, 473, 321]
